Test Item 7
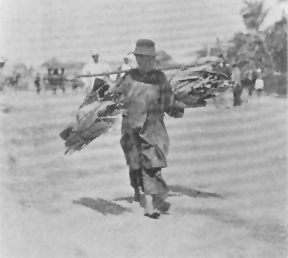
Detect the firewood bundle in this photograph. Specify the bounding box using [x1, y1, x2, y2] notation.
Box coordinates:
[170, 66, 231, 107]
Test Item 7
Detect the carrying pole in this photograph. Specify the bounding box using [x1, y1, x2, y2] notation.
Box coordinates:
[77, 63, 207, 78]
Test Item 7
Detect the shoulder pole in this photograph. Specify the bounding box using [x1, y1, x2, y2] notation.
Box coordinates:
[77, 63, 208, 78]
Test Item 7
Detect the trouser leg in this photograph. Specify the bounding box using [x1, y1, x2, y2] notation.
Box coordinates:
[142, 168, 169, 212]
[129, 168, 143, 202]
[129, 168, 143, 191]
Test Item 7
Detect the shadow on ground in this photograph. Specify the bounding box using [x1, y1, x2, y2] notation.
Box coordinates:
[113, 185, 222, 204]
[74, 185, 222, 215]
[168, 185, 223, 199]
[73, 197, 131, 215]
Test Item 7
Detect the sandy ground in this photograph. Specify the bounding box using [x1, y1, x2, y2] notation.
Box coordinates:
[0, 89, 287, 258]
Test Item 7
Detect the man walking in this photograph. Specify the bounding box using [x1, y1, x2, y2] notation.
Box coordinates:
[113, 39, 185, 218]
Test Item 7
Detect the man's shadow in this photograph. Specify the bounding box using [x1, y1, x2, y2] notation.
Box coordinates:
[73, 197, 131, 216]
[168, 185, 223, 199]
[73, 185, 222, 216]
[113, 184, 222, 203]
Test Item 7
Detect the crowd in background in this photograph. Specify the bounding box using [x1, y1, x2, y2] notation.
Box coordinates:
[0, 51, 266, 109]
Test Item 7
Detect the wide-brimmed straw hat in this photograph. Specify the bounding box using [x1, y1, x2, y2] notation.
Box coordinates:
[130, 39, 157, 56]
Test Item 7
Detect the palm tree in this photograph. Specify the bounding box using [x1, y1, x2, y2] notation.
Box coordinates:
[235, 1, 275, 72]
[277, 0, 288, 17]
[241, 0, 270, 31]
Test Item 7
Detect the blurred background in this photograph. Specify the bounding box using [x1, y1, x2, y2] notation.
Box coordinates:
[0, 0, 287, 94]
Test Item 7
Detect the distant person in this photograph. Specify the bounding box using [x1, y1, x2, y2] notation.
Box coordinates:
[247, 72, 254, 96]
[231, 63, 242, 106]
[117, 56, 132, 79]
[71, 73, 81, 93]
[59, 68, 66, 93]
[212, 58, 230, 108]
[43, 68, 53, 91]
[8, 73, 21, 93]
[34, 73, 41, 94]
[81, 49, 114, 94]
[255, 74, 264, 98]
[217, 54, 231, 77]
[50, 69, 60, 94]
[241, 71, 254, 102]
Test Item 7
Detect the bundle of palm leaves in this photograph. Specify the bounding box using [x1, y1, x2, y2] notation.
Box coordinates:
[60, 67, 231, 154]
[170, 65, 231, 107]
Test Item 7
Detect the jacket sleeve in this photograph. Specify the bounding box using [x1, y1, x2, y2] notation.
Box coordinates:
[160, 73, 185, 118]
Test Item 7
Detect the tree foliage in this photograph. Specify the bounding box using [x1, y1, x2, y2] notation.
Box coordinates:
[265, 16, 287, 73]
[226, 30, 274, 72]
[196, 1, 286, 73]
[241, 0, 269, 31]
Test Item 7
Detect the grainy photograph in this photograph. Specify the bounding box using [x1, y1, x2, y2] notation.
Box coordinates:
[0, 0, 287, 257]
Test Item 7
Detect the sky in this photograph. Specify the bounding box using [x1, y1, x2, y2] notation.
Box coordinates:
[0, 0, 286, 68]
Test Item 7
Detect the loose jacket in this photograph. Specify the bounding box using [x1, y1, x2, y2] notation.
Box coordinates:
[116, 68, 184, 170]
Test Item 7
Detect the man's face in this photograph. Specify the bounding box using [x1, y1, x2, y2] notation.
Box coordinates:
[135, 54, 155, 72]
[124, 58, 129, 64]
[92, 55, 99, 63]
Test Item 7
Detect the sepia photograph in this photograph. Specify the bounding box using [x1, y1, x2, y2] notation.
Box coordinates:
[0, 0, 287, 257]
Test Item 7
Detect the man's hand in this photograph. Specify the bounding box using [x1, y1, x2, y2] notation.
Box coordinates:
[174, 101, 186, 109]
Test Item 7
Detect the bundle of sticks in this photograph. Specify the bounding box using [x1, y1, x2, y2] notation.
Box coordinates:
[170, 65, 231, 107]
[60, 65, 231, 154]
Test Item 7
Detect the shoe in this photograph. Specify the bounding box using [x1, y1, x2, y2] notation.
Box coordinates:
[158, 201, 171, 213]
[152, 194, 170, 212]
[144, 212, 160, 219]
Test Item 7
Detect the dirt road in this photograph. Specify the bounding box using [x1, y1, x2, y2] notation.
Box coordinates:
[0, 91, 287, 258]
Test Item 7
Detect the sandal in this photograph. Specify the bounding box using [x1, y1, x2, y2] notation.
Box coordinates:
[144, 212, 160, 219]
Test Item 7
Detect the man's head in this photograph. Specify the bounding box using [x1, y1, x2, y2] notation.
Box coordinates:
[135, 54, 156, 72]
[92, 54, 99, 64]
[124, 57, 129, 64]
[131, 39, 157, 72]
[91, 49, 100, 64]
